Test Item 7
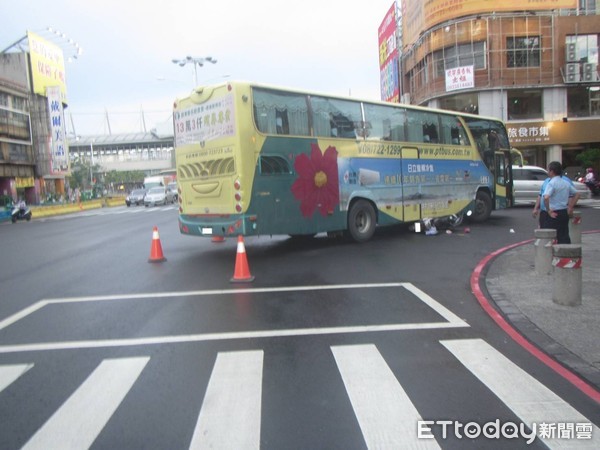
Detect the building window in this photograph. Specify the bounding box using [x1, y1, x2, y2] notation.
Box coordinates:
[433, 42, 486, 77]
[439, 94, 479, 114]
[567, 87, 600, 117]
[507, 90, 543, 120]
[8, 143, 31, 162]
[566, 34, 599, 64]
[507, 37, 540, 68]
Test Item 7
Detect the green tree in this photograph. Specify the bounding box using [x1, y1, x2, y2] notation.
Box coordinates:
[575, 148, 600, 172]
[67, 159, 99, 190]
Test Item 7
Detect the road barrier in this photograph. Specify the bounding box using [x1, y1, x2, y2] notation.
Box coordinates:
[569, 211, 582, 244]
[534, 229, 556, 276]
[29, 197, 125, 218]
[552, 244, 582, 306]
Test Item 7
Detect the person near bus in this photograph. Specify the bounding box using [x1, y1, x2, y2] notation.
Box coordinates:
[542, 161, 580, 244]
[532, 171, 575, 228]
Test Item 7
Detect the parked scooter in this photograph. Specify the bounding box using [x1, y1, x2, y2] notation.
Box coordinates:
[11, 202, 32, 223]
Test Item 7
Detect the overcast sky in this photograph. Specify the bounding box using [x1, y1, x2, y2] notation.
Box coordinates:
[1, 0, 396, 136]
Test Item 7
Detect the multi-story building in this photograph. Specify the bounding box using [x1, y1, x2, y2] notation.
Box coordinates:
[0, 32, 70, 204]
[388, 0, 599, 173]
[0, 52, 37, 203]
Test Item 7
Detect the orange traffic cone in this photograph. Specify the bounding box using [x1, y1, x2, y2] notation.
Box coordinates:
[148, 226, 167, 263]
[230, 235, 254, 282]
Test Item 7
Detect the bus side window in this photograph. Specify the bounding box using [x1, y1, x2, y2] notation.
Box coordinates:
[311, 96, 362, 139]
[275, 110, 289, 135]
[253, 88, 309, 136]
[440, 114, 469, 145]
[422, 112, 440, 143]
[406, 110, 426, 143]
[363, 102, 404, 141]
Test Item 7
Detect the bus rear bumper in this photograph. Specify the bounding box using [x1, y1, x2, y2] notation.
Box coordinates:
[178, 214, 255, 237]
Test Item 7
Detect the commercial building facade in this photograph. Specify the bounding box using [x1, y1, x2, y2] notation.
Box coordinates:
[384, 0, 600, 174]
[0, 32, 69, 204]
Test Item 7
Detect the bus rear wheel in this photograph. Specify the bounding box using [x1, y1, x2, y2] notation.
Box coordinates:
[471, 191, 492, 223]
[347, 199, 376, 243]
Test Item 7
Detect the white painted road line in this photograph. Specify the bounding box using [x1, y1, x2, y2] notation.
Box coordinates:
[0, 322, 466, 354]
[441, 338, 600, 448]
[0, 283, 469, 353]
[332, 344, 441, 449]
[190, 350, 263, 450]
[21, 357, 149, 450]
[0, 363, 34, 392]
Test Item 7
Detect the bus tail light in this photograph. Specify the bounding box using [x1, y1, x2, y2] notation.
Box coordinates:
[234, 178, 244, 212]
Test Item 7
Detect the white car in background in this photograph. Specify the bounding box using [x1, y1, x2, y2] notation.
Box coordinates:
[167, 182, 178, 202]
[144, 186, 175, 207]
[512, 165, 591, 204]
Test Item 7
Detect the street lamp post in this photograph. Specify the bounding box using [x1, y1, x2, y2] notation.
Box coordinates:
[90, 140, 94, 189]
[171, 56, 217, 86]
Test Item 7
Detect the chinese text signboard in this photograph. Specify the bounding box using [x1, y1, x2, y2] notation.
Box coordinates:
[28, 31, 68, 104]
[445, 65, 474, 92]
[174, 95, 235, 146]
[47, 86, 69, 175]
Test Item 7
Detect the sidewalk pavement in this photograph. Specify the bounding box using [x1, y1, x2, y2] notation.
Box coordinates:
[484, 231, 600, 391]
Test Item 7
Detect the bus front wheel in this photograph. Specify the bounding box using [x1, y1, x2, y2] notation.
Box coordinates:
[471, 191, 492, 223]
[347, 200, 376, 243]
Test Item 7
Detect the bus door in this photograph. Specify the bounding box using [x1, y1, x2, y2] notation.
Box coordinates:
[494, 151, 513, 208]
[401, 147, 422, 223]
[252, 153, 309, 235]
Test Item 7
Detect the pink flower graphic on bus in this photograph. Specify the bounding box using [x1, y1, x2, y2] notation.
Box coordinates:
[291, 143, 340, 217]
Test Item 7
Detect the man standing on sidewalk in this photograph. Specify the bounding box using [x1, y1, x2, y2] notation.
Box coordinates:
[543, 161, 580, 244]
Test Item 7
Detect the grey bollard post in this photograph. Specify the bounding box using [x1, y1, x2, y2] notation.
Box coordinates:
[534, 229, 556, 276]
[552, 244, 582, 306]
[569, 211, 582, 244]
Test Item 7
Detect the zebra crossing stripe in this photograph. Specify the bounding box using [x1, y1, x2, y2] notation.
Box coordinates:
[332, 344, 441, 449]
[0, 363, 34, 393]
[190, 350, 263, 450]
[22, 357, 149, 450]
[441, 338, 600, 448]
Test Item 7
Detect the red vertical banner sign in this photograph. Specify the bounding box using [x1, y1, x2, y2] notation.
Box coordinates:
[378, 2, 399, 103]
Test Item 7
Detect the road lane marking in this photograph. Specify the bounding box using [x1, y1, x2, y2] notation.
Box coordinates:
[332, 344, 441, 449]
[21, 357, 149, 450]
[190, 350, 263, 449]
[0, 301, 49, 331]
[0, 322, 465, 354]
[0, 283, 468, 353]
[0, 363, 34, 392]
[441, 338, 600, 448]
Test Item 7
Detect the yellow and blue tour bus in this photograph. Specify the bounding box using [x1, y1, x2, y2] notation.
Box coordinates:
[173, 81, 513, 242]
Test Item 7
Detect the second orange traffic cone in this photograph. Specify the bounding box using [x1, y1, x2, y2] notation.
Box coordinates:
[148, 226, 167, 263]
[230, 235, 254, 282]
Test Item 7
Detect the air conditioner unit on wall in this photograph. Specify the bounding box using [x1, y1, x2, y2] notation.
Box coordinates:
[566, 72, 581, 83]
[583, 63, 598, 82]
[566, 63, 580, 74]
[566, 43, 577, 62]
